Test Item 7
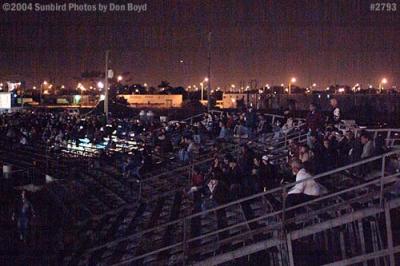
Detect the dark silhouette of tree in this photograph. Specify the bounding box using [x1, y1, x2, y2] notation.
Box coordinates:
[158, 81, 171, 90]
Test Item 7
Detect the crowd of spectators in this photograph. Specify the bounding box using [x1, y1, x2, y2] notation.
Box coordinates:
[0, 99, 395, 218]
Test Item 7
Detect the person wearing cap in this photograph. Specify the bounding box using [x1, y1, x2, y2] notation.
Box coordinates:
[259, 155, 276, 190]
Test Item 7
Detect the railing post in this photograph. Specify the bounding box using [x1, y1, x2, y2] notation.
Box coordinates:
[282, 186, 287, 232]
[384, 201, 395, 265]
[182, 218, 188, 266]
[379, 154, 386, 207]
[284, 134, 288, 148]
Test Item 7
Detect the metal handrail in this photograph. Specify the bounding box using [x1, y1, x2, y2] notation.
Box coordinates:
[82, 149, 400, 261]
[113, 156, 400, 265]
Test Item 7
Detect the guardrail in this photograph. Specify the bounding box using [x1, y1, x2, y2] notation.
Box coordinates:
[85, 149, 400, 265]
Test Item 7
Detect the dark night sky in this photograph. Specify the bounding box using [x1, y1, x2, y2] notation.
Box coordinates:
[0, 0, 399, 89]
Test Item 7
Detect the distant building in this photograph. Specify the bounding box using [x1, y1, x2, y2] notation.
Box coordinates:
[119, 94, 183, 108]
[222, 93, 260, 109]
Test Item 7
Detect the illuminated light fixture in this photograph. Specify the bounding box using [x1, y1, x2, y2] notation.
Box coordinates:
[379, 78, 388, 93]
[100, 95, 105, 101]
[338, 88, 345, 93]
[144, 83, 148, 87]
[117, 75, 123, 82]
[204, 77, 209, 82]
[97, 81, 104, 89]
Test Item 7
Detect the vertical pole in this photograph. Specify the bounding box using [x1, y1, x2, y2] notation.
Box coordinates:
[358, 220, 367, 266]
[385, 202, 395, 266]
[286, 233, 295, 266]
[182, 218, 187, 266]
[207, 31, 212, 112]
[380, 154, 386, 207]
[282, 186, 287, 232]
[104, 50, 110, 122]
[339, 230, 346, 260]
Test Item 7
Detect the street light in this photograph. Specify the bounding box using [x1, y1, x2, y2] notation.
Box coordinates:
[379, 78, 387, 93]
[200, 82, 204, 101]
[117, 75, 123, 82]
[97, 81, 104, 89]
[288, 77, 296, 95]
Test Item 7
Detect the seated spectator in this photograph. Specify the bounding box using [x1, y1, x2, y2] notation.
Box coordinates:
[201, 173, 229, 211]
[254, 155, 276, 191]
[217, 121, 231, 141]
[282, 117, 295, 135]
[298, 144, 314, 163]
[178, 136, 195, 162]
[288, 139, 299, 159]
[346, 130, 362, 163]
[320, 138, 338, 171]
[360, 132, 375, 159]
[224, 155, 243, 199]
[285, 160, 322, 224]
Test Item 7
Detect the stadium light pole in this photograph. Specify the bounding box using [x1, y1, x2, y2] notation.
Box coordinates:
[104, 50, 110, 122]
[207, 31, 212, 112]
[288, 77, 296, 95]
[379, 78, 387, 93]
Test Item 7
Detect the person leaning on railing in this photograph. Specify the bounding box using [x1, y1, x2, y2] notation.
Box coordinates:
[284, 159, 323, 228]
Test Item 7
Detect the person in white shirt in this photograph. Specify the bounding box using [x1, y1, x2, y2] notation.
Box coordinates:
[285, 159, 322, 225]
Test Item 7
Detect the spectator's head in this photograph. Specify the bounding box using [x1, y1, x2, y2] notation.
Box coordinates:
[290, 159, 303, 175]
[193, 167, 201, 176]
[345, 130, 354, 140]
[261, 155, 269, 165]
[228, 156, 237, 168]
[309, 103, 317, 112]
[21, 190, 26, 201]
[299, 144, 309, 154]
[309, 131, 318, 143]
[330, 98, 338, 108]
[303, 160, 315, 175]
[253, 156, 261, 166]
[360, 132, 371, 144]
[323, 139, 331, 149]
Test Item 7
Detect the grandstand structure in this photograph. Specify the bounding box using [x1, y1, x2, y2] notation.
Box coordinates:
[1, 112, 400, 265]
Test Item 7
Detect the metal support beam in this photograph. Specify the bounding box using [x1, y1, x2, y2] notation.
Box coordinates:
[384, 202, 395, 266]
[322, 245, 400, 266]
[286, 233, 295, 266]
